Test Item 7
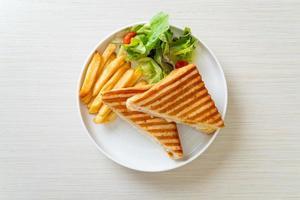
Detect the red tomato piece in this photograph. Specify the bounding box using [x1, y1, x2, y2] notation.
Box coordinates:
[123, 32, 137, 44]
[175, 60, 189, 69]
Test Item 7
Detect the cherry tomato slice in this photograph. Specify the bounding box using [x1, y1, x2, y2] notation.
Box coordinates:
[175, 60, 189, 69]
[123, 32, 137, 44]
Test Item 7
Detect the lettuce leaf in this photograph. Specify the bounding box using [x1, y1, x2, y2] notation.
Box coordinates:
[145, 12, 169, 53]
[159, 29, 173, 58]
[137, 57, 164, 84]
[123, 35, 147, 60]
[130, 24, 144, 32]
[154, 47, 173, 76]
[167, 27, 197, 64]
[123, 12, 169, 61]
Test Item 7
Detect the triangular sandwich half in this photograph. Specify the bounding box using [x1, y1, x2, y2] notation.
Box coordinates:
[126, 64, 224, 134]
[102, 85, 183, 159]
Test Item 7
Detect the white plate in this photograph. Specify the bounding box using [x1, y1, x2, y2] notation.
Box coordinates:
[77, 23, 228, 172]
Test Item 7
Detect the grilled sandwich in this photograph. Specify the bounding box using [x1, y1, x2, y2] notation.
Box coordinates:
[102, 85, 183, 159]
[126, 64, 224, 134]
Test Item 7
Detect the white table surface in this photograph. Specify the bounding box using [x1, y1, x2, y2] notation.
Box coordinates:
[1, 0, 300, 199]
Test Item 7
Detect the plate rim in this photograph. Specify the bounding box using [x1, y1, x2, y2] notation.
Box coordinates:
[76, 22, 228, 172]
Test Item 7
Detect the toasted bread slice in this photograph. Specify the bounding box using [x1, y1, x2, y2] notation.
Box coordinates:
[102, 86, 183, 159]
[127, 64, 224, 134]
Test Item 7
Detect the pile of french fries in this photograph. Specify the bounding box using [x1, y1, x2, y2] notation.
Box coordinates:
[79, 43, 145, 123]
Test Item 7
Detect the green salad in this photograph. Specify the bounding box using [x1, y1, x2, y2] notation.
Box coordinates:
[121, 12, 197, 84]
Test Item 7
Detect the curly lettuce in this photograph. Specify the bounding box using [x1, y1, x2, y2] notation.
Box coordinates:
[162, 27, 197, 65]
[137, 57, 164, 84]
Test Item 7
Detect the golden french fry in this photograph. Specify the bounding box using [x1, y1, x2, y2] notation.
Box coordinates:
[96, 112, 117, 124]
[135, 80, 148, 86]
[107, 112, 117, 122]
[101, 44, 117, 66]
[95, 53, 117, 82]
[99, 105, 111, 117]
[126, 68, 142, 86]
[105, 53, 116, 66]
[95, 46, 117, 78]
[101, 63, 130, 92]
[113, 68, 135, 89]
[94, 102, 118, 123]
[89, 63, 130, 114]
[87, 96, 95, 108]
[92, 55, 126, 96]
[79, 52, 102, 97]
[94, 105, 111, 124]
[81, 91, 93, 104]
[93, 115, 105, 123]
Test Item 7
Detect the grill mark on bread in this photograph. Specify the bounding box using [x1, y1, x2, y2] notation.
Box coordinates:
[211, 116, 222, 125]
[112, 104, 127, 110]
[186, 103, 215, 121]
[167, 89, 209, 116]
[139, 121, 172, 126]
[103, 93, 136, 99]
[107, 101, 126, 107]
[122, 110, 144, 117]
[200, 108, 219, 122]
[174, 150, 183, 153]
[142, 72, 200, 107]
[157, 82, 205, 113]
[166, 145, 182, 150]
[157, 138, 180, 144]
[179, 98, 213, 119]
[103, 88, 149, 96]
[140, 123, 176, 130]
[149, 131, 178, 137]
[148, 77, 203, 110]
[134, 118, 170, 125]
[213, 118, 225, 127]
[132, 65, 197, 103]
[127, 115, 154, 121]
[164, 143, 181, 146]
[156, 135, 179, 140]
[102, 97, 129, 103]
[147, 128, 177, 133]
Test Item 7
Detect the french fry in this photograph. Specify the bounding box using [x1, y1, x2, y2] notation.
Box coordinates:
[87, 96, 95, 108]
[126, 68, 142, 86]
[135, 80, 148, 86]
[93, 115, 106, 123]
[101, 44, 117, 66]
[92, 55, 126, 96]
[93, 53, 116, 87]
[107, 112, 117, 122]
[81, 91, 93, 104]
[94, 105, 112, 124]
[101, 63, 130, 92]
[79, 52, 102, 97]
[113, 68, 135, 89]
[89, 63, 130, 114]
[97, 112, 117, 124]
[96, 44, 117, 77]
[94, 68, 136, 123]
[105, 53, 116, 67]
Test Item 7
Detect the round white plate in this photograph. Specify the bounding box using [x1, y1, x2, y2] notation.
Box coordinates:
[77, 23, 228, 172]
